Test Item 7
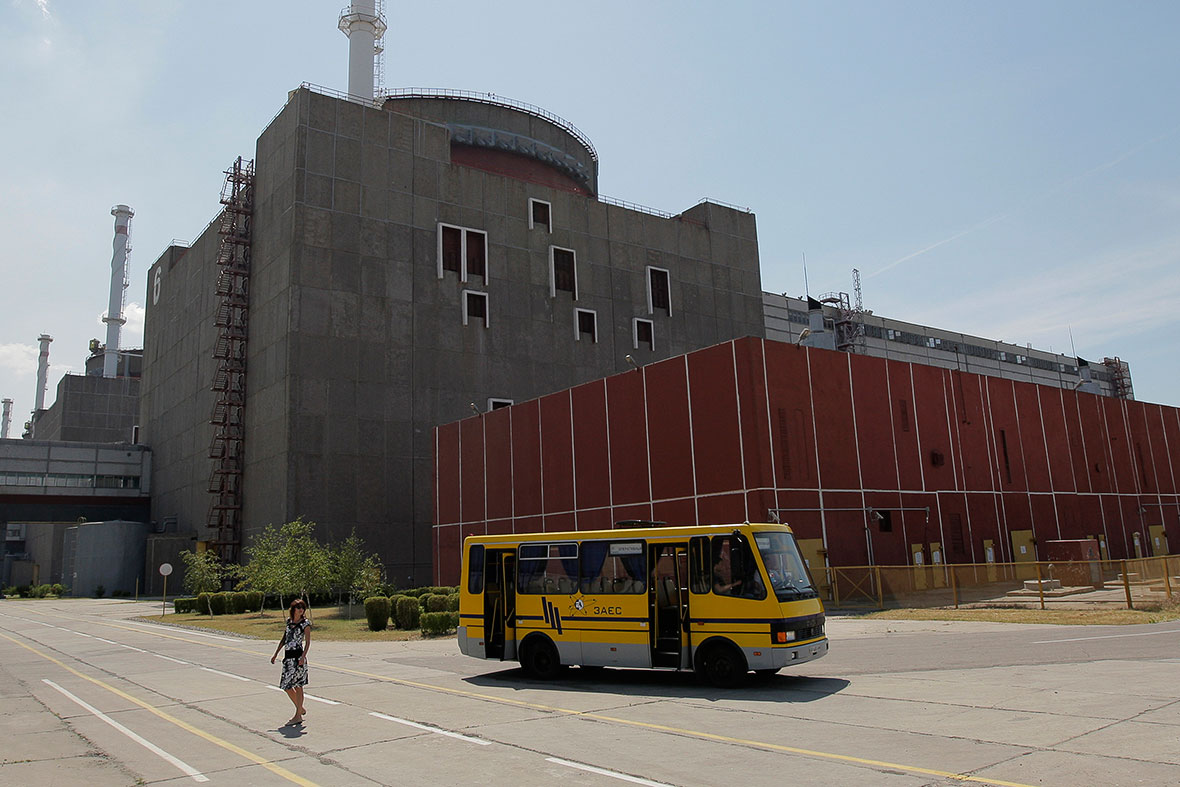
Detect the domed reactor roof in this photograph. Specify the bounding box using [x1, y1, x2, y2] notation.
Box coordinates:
[382, 89, 599, 196]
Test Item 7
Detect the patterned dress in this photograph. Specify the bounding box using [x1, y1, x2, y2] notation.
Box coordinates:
[278, 618, 310, 690]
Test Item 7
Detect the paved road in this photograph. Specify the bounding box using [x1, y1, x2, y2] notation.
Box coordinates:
[1, 599, 1178, 786]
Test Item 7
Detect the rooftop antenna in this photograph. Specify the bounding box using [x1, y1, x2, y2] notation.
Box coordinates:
[1068, 325, 1078, 359]
[802, 252, 809, 298]
[103, 205, 133, 378]
[339, 1, 387, 101]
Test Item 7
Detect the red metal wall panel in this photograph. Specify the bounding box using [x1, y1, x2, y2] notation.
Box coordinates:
[1060, 391, 1092, 494]
[850, 354, 899, 492]
[808, 348, 860, 490]
[510, 400, 543, 516]
[435, 422, 460, 526]
[1101, 397, 1135, 494]
[605, 370, 651, 506]
[1038, 387, 1075, 493]
[735, 339, 776, 491]
[889, 363, 924, 491]
[764, 341, 818, 487]
[687, 343, 745, 495]
[484, 408, 513, 520]
[1013, 381, 1051, 492]
[459, 417, 485, 524]
[952, 373, 995, 492]
[539, 393, 574, 514]
[571, 380, 610, 511]
[910, 365, 955, 492]
[645, 357, 695, 502]
[986, 378, 1026, 492]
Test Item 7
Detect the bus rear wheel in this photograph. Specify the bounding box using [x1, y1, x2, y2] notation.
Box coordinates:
[697, 641, 748, 688]
[521, 636, 563, 680]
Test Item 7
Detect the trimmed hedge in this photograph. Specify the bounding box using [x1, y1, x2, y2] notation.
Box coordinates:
[208, 592, 228, 615]
[420, 611, 459, 637]
[422, 593, 451, 613]
[196, 592, 212, 614]
[245, 591, 264, 612]
[394, 595, 420, 630]
[399, 586, 458, 599]
[364, 596, 391, 631]
[445, 592, 460, 612]
[228, 592, 247, 614]
[174, 597, 198, 613]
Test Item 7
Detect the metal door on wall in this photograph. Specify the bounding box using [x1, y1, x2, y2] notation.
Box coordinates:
[1010, 529, 1037, 579]
[1148, 525, 1169, 557]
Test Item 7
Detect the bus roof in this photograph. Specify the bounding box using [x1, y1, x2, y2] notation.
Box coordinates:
[461, 522, 794, 546]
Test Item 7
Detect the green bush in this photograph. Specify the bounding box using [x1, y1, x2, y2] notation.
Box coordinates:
[94, 585, 106, 598]
[420, 611, 459, 637]
[399, 586, 457, 599]
[394, 595, 420, 630]
[51, 583, 68, 597]
[445, 592, 460, 612]
[364, 596, 392, 631]
[32, 584, 53, 598]
[422, 593, 450, 613]
[229, 592, 248, 614]
[245, 591, 264, 612]
[1, 586, 16, 598]
[196, 592, 212, 614]
[173, 597, 197, 613]
[208, 592, 228, 615]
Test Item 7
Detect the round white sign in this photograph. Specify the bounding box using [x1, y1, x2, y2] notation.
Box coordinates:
[159, 563, 173, 576]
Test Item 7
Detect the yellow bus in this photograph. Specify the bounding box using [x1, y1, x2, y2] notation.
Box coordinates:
[457, 522, 828, 686]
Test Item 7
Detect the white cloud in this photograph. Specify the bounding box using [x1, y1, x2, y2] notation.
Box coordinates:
[35, 0, 52, 21]
[0, 343, 37, 376]
[123, 302, 145, 346]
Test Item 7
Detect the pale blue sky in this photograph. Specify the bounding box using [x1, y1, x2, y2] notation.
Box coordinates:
[2, 0, 1178, 426]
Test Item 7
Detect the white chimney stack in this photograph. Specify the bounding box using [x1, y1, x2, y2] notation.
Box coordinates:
[103, 205, 133, 378]
[1, 398, 12, 439]
[34, 334, 53, 412]
[339, 1, 387, 100]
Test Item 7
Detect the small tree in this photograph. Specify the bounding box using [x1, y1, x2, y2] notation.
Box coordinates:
[277, 517, 333, 607]
[180, 549, 223, 616]
[332, 530, 385, 619]
[238, 524, 285, 616]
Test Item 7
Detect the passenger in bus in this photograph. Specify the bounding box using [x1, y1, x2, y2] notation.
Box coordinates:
[713, 539, 765, 599]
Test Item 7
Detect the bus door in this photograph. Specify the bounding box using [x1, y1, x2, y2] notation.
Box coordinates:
[484, 549, 517, 660]
[650, 543, 690, 669]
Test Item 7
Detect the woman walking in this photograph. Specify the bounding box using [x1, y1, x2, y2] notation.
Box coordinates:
[271, 599, 312, 726]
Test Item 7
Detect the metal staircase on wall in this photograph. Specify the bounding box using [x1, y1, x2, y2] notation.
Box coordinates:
[207, 157, 254, 564]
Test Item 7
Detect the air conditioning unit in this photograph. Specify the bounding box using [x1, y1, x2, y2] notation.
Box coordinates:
[5, 523, 27, 541]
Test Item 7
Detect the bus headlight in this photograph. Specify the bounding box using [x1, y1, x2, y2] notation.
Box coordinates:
[770, 620, 797, 643]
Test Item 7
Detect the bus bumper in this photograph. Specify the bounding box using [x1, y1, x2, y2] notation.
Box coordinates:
[755, 638, 829, 669]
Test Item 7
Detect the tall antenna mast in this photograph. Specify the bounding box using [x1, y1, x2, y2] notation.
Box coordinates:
[803, 252, 809, 297]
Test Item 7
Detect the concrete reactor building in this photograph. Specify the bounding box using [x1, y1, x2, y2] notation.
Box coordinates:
[140, 83, 764, 583]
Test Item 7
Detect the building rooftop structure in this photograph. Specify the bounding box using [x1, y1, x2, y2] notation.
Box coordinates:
[763, 292, 1133, 400]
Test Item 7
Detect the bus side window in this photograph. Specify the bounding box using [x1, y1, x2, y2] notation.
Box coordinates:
[581, 541, 645, 594]
[689, 537, 710, 594]
[517, 543, 579, 594]
[468, 544, 485, 594]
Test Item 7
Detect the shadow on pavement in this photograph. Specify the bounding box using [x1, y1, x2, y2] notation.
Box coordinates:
[463, 666, 848, 703]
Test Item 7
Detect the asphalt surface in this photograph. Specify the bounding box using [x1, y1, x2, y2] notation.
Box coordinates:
[1, 599, 1178, 786]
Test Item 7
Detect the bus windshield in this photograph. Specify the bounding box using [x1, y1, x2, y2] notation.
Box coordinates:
[753, 531, 818, 601]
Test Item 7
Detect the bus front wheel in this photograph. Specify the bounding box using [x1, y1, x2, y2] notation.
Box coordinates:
[521, 636, 563, 680]
[696, 641, 748, 688]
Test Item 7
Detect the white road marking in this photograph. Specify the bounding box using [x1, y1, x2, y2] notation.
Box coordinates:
[43, 679, 209, 783]
[370, 712, 491, 745]
[1034, 628, 1180, 644]
[74, 632, 95, 638]
[118, 644, 147, 653]
[154, 654, 189, 664]
[95, 638, 118, 644]
[546, 757, 675, 786]
[200, 667, 252, 682]
[265, 685, 339, 704]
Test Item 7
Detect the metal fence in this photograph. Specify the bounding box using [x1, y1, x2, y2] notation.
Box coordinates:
[817, 556, 1180, 611]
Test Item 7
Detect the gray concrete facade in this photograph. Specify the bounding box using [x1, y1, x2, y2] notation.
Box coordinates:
[140, 86, 764, 584]
[32, 374, 140, 444]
